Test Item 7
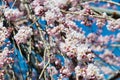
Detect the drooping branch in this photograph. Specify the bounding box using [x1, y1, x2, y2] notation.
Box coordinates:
[91, 6, 120, 18]
[108, 70, 120, 80]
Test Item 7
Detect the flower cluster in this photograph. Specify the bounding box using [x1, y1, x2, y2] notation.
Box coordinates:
[0, 0, 120, 80]
[0, 47, 14, 67]
[30, 0, 45, 8]
[96, 19, 106, 28]
[75, 64, 104, 80]
[59, 67, 72, 78]
[44, 7, 63, 25]
[4, 8, 23, 21]
[57, 26, 95, 62]
[59, 28, 85, 57]
[43, 0, 68, 9]
[14, 26, 33, 44]
[87, 33, 97, 43]
[47, 24, 64, 36]
[77, 44, 94, 61]
[0, 25, 8, 46]
[34, 6, 44, 16]
[0, 47, 14, 80]
[107, 19, 120, 31]
[0, 47, 9, 68]
[97, 35, 110, 45]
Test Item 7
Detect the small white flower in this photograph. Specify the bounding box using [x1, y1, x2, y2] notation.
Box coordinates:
[86, 64, 103, 79]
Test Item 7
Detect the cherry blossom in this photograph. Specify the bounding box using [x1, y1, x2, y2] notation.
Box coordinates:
[34, 6, 44, 16]
[14, 26, 33, 44]
[0, 0, 120, 80]
[0, 26, 8, 46]
[4, 8, 23, 21]
[96, 19, 106, 28]
[107, 19, 120, 31]
[75, 64, 104, 80]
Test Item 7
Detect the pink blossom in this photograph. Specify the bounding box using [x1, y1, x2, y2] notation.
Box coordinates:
[14, 26, 33, 44]
[75, 64, 104, 79]
[107, 19, 120, 31]
[96, 19, 106, 28]
[34, 6, 44, 16]
[0, 47, 12, 68]
[60, 67, 72, 77]
[97, 35, 110, 44]
[87, 33, 97, 43]
[31, 0, 45, 8]
[4, 8, 23, 21]
[0, 26, 8, 46]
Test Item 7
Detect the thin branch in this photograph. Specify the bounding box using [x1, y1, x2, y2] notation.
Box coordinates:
[60, 9, 113, 20]
[11, 0, 17, 8]
[39, 60, 50, 79]
[99, 0, 120, 6]
[108, 70, 120, 80]
[91, 6, 120, 17]
[111, 44, 120, 47]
